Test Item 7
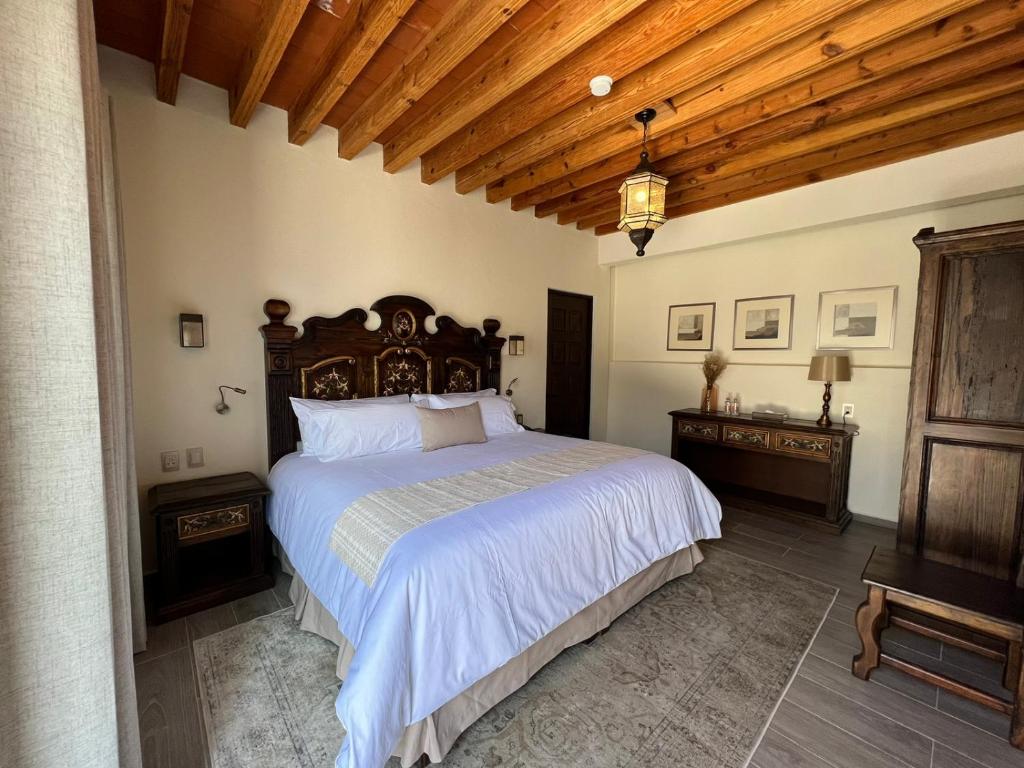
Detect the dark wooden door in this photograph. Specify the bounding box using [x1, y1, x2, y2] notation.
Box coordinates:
[899, 221, 1024, 585]
[545, 289, 593, 439]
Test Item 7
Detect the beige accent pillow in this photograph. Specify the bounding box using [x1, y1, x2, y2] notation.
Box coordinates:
[417, 401, 487, 452]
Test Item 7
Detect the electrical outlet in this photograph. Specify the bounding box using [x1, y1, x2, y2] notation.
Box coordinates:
[186, 446, 204, 468]
[160, 450, 180, 472]
[842, 403, 855, 417]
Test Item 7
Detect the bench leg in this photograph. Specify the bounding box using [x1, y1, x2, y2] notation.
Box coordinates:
[852, 585, 887, 680]
[1012, 643, 1024, 750]
[1005, 640, 1021, 692]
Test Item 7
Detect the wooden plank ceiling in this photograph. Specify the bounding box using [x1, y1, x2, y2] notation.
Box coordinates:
[94, 0, 1024, 236]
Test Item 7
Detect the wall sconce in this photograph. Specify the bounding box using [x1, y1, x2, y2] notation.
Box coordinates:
[180, 313, 205, 348]
[508, 335, 525, 356]
[216, 385, 246, 414]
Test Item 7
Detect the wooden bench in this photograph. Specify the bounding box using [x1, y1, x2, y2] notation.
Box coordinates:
[852, 547, 1024, 749]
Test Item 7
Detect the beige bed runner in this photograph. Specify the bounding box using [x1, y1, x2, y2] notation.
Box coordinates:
[331, 442, 648, 586]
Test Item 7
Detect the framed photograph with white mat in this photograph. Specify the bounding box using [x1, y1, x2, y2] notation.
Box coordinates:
[733, 295, 794, 350]
[666, 302, 715, 351]
[817, 286, 897, 349]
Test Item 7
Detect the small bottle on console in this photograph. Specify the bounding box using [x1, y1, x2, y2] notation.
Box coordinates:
[732, 394, 741, 415]
[723, 395, 732, 415]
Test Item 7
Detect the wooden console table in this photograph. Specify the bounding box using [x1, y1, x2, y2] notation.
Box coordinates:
[669, 408, 857, 533]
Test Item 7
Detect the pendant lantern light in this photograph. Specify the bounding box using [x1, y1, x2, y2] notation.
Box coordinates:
[618, 108, 668, 257]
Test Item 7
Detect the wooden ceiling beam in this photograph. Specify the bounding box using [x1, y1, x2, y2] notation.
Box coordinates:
[593, 111, 1024, 235]
[666, 92, 1024, 209]
[229, 0, 309, 127]
[575, 69, 1024, 230]
[582, 92, 1024, 229]
[338, 0, 531, 160]
[155, 0, 194, 104]
[288, 0, 415, 146]
[459, 0, 964, 195]
[548, 33, 1024, 222]
[496, 0, 1016, 207]
[380, 0, 649, 173]
[418, 0, 758, 184]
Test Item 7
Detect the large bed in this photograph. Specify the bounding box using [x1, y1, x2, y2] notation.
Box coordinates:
[259, 296, 722, 768]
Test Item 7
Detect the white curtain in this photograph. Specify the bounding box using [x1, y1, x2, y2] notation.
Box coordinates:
[0, 1, 145, 766]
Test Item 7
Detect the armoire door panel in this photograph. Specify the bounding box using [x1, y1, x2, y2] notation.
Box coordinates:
[921, 440, 1023, 582]
[930, 250, 1024, 426]
[900, 221, 1024, 582]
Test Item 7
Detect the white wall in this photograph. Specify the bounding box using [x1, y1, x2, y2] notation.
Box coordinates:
[99, 48, 609, 569]
[607, 194, 1024, 524]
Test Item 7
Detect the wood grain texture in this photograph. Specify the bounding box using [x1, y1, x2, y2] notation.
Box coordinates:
[457, 0, 880, 194]
[899, 221, 1024, 589]
[592, 113, 1024, 234]
[574, 86, 1024, 230]
[381, 0, 648, 172]
[229, 0, 308, 127]
[156, 0, 194, 105]
[136, 648, 207, 768]
[511, 0, 1024, 210]
[921, 443, 1023, 582]
[933, 252, 1024, 424]
[475, 0, 987, 200]
[418, 0, 757, 183]
[338, 0, 531, 159]
[548, 36, 1024, 223]
[288, 0, 416, 145]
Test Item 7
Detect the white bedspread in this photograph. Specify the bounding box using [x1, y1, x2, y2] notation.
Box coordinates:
[267, 431, 722, 768]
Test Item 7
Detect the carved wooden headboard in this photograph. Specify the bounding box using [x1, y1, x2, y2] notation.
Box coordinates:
[259, 295, 505, 467]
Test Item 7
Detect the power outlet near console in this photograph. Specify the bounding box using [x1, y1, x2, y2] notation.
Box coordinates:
[160, 450, 180, 472]
[842, 403, 855, 418]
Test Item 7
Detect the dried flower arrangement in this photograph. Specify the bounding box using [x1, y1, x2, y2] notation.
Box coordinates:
[702, 351, 728, 387]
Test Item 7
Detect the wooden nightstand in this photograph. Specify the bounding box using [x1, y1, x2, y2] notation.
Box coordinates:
[150, 472, 273, 623]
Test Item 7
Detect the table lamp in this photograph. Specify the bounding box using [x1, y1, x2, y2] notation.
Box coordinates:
[808, 354, 851, 427]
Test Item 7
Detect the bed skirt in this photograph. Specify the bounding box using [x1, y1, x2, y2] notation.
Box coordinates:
[282, 543, 704, 767]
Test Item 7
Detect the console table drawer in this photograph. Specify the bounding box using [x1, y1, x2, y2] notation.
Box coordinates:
[724, 426, 770, 448]
[775, 431, 832, 459]
[677, 419, 719, 441]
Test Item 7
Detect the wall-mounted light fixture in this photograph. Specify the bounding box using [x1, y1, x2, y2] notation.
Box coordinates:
[618, 108, 668, 257]
[508, 335, 525, 356]
[179, 313, 205, 348]
[216, 385, 246, 414]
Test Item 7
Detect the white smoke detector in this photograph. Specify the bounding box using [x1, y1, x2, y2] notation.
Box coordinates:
[589, 75, 614, 97]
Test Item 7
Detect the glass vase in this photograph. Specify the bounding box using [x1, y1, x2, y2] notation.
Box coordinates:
[700, 384, 719, 413]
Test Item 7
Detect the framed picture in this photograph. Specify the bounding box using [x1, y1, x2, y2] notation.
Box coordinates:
[666, 302, 715, 351]
[733, 295, 794, 350]
[817, 286, 898, 349]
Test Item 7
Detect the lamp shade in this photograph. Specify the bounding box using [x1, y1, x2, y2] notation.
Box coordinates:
[808, 354, 851, 382]
[618, 168, 668, 234]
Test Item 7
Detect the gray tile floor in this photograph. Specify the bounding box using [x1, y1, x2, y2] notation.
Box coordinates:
[133, 509, 1024, 768]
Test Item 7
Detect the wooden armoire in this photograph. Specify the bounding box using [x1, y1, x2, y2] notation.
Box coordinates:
[899, 220, 1024, 585]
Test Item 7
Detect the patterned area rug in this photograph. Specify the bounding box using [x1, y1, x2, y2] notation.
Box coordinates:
[194, 548, 836, 768]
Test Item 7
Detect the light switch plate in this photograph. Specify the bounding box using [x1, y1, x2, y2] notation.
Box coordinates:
[186, 447, 204, 468]
[160, 450, 180, 472]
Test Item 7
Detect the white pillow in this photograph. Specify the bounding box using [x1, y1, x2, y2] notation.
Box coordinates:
[410, 388, 495, 404]
[422, 394, 523, 437]
[291, 400, 421, 461]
